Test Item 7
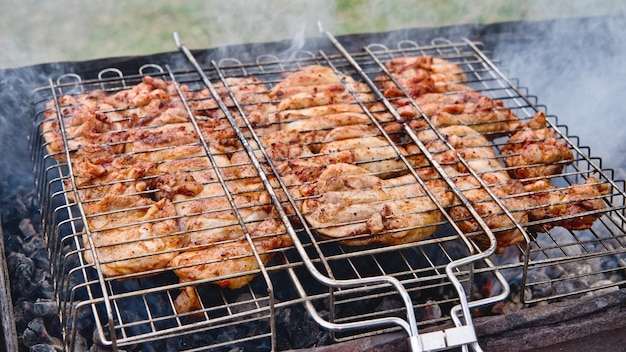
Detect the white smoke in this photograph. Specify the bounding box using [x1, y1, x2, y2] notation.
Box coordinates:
[2, 0, 624, 68]
[493, 14, 626, 175]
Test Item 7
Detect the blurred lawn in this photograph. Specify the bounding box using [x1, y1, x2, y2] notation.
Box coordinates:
[0, 0, 623, 69]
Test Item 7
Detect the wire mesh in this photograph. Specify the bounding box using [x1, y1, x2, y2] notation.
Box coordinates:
[28, 36, 626, 351]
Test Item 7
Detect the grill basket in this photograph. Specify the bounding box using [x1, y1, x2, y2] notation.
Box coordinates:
[30, 32, 626, 351]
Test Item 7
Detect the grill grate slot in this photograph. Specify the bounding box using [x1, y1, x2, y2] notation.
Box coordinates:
[29, 34, 626, 351]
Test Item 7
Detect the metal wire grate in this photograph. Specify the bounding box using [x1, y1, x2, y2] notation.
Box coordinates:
[29, 33, 626, 352]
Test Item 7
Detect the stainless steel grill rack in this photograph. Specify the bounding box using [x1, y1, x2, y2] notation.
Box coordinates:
[29, 30, 626, 352]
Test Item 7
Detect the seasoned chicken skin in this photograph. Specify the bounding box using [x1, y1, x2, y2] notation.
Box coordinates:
[82, 190, 186, 277]
[385, 56, 467, 86]
[68, 144, 156, 202]
[501, 112, 574, 181]
[170, 217, 291, 313]
[319, 136, 410, 179]
[409, 124, 529, 251]
[376, 55, 470, 99]
[208, 76, 279, 137]
[270, 65, 373, 104]
[300, 163, 452, 246]
[524, 177, 611, 231]
[394, 91, 520, 137]
[42, 76, 191, 160]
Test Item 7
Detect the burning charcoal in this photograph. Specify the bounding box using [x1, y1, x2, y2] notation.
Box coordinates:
[4, 189, 29, 217]
[374, 296, 403, 312]
[592, 252, 626, 277]
[276, 305, 326, 350]
[525, 270, 552, 299]
[490, 284, 529, 315]
[164, 337, 180, 352]
[33, 299, 58, 317]
[553, 276, 589, 298]
[72, 333, 89, 352]
[543, 264, 566, 279]
[7, 252, 39, 298]
[187, 331, 216, 349]
[587, 279, 619, 296]
[31, 247, 51, 271]
[572, 263, 605, 287]
[39, 278, 54, 299]
[22, 236, 47, 257]
[4, 229, 24, 254]
[43, 315, 63, 348]
[89, 342, 128, 352]
[416, 299, 442, 322]
[68, 303, 95, 338]
[28, 344, 57, 352]
[14, 298, 34, 333]
[20, 317, 52, 348]
[136, 342, 159, 352]
[19, 218, 38, 239]
[231, 292, 264, 315]
[90, 328, 128, 352]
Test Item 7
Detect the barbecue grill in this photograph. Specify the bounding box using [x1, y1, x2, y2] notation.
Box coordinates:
[2, 16, 626, 352]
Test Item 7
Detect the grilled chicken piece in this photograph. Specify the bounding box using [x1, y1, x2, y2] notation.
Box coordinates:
[277, 91, 356, 111]
[270, 65, 343, 97]
[322, 123, 383, 142]
[133, 144, 227, 167]
[155, 149, 292, 313]
[410, 124, 509, 180]
[82, 189, 186, 277]
[209, 76, 279, 136]
[524, 177, 611, 231]
[271, 65, 373, 110]
[327, 122, 406, 150]
[126, 119, 240, 156]
[377, 72, 471, 99]
[154, 154, 271, 246]
[319, 136, 409, 179]
[125, 122, 199, 153]
[270, 65, 373, 101]
[376, 74, 438, 99]
[171, 217, 291, 313]
[501, 112, 574, 181]
[410, 124, 529, 251]
[274, 103, 365, 122]
[271, 82, 348, 101]
[253, 129, 357, 216]
[396, 91, 520, 137]
[269, 65, 388, 151]
[385, 55, 467, 85]
[42, 97, 127, 161]
[69, 145, 156, 202]
[283, 112, 372, 151]
[376, 55, 470, 99]
[103, 75, 187, 112]
[447, 174, 528, 251]
[300, 163, 451, 246]
[42, 76, 194, 160]
[258, 129, 314, 160]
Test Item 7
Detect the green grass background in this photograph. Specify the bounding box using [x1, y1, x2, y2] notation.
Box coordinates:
[0, 0, 623, 69]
